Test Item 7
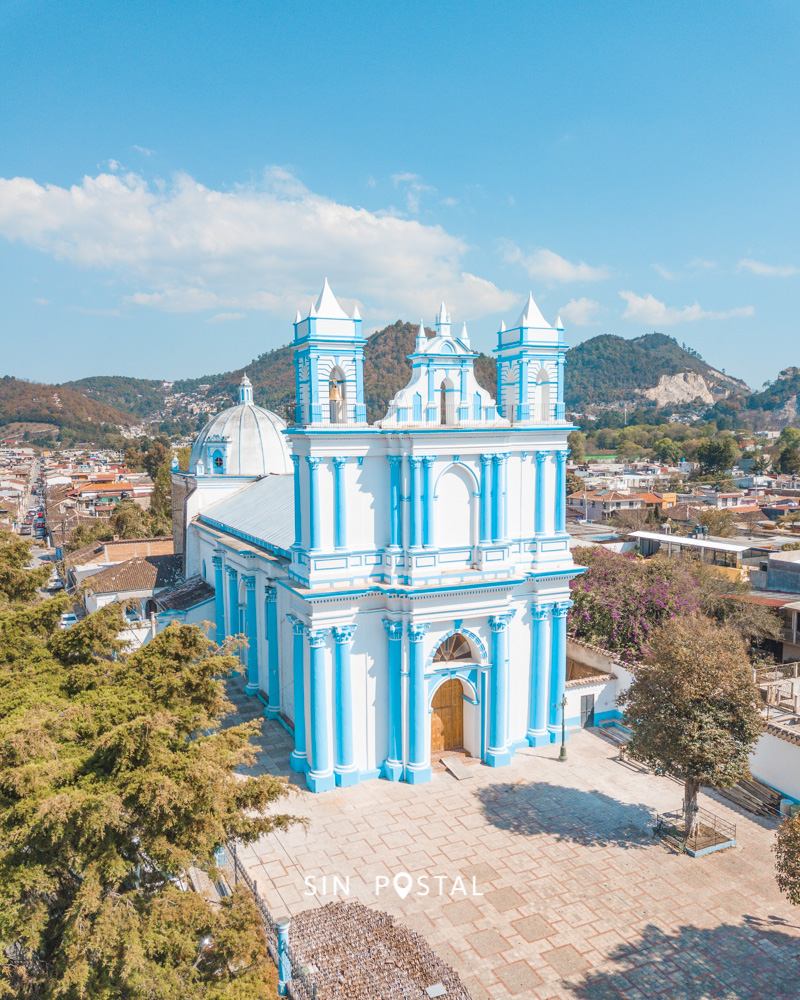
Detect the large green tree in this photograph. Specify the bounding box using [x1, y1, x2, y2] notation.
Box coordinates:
[0, 603, 295, 998]
[619, 616, 762, 838]
[0, 532, 50, 606]
[696, 436, 739, 473]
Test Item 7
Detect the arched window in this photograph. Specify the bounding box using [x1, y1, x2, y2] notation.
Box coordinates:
[212, 450, 224, 473]
[536, 369, 551, 422]
[329, 366, 346, 424]
[440, 377, 455, 425]
[433, 633, 473, 662]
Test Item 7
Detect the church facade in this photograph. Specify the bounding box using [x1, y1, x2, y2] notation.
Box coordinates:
[170, 281, 581, 792]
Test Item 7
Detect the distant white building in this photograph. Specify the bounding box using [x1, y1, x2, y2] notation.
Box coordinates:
[170, 282, 581, 792]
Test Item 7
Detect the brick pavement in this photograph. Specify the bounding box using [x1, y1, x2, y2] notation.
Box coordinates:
[225, 679, 800, 999]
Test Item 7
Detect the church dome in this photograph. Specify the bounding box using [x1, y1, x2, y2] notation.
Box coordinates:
[189, 375, 291, 477]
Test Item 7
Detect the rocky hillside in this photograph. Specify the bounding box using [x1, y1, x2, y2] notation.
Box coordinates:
[564, 333, 749, 410]
[0, 376, 133, 443]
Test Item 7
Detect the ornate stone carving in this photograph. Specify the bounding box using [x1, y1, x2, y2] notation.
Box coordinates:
[407, 622, 430, 642]
[382, 619, 403, 641]
[332, 624, 357, 644]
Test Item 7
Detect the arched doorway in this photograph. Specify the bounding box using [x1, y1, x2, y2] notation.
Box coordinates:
[431, 678, 464, 752]
[329, 366, 346, 423]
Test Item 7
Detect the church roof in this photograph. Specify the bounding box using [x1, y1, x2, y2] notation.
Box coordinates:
[189, 402, 291, 477]
[198, 475, 295, 557]
[314, 277, 349, 319]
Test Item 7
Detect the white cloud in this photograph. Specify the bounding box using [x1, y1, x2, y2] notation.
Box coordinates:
[390, 172, 436, 214]
[501, 242, 610, 283]
[619, 291, 754, 326]
[32, 297, 49, 306]
[0, 167, 518, 323]
[738, 257, 798, 277]
[133, 145, 155, 157]
[688, 258, 718, 271]
[560, 298, 602, 326]
[206, 311, 246, 324]
[67, 306, 121, 317]
[652, 263, 678, 280]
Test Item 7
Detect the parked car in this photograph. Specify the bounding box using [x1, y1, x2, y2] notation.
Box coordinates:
[59, 613, 79, 630]
[49, 578, 65, 591]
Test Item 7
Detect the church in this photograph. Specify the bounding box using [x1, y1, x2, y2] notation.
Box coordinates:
[168, 281, 581, 792]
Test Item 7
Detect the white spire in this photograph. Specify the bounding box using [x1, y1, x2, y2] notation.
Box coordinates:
[314, 277, 349, 319]
[238, 372, 253, 404]
[352, 304, 361, 320]
[308, 299, 317, 318]
[294, 309, 302, 324]
[436, 302, 451, 337]
[415, 317, 426, 349]
[515, 291, 550, 329]
[555, 313, 564, 330]
[500, 320, 506, 332]
[460, 321, 470, 344]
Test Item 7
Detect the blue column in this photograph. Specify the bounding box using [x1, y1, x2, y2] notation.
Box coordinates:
[333, 457, 347, 549]
[479, 454, 491, 544]
[548, 601, 572, 742]
[486, 612, 515, 766]
[555, 449, 568, 533]
[535, 450, 548, 535]
[306, 457, 321, 550]
[332, 624, 358, 787]
[527, 605, 551, 747]
[422, 456, 434, 547]
[243, 575, 258, 695]
[406, 622, 431, 784]
[306, 627, 334, 792]
[388, 456, 401, 548]
[277, 918, 291, 996]
[212, 554, 225, 644]
[291, 455, 302, 548]
[288, 615, 308, 773]
[265, 586, 280, 717]
[409, 457, 422, 549]
[226, 567, 238, 640]
[492, 453, 508, 543]
[381, 619, 404, 780]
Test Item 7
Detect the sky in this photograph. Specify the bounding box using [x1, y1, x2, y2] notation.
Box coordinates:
[1, 0, 799, 387]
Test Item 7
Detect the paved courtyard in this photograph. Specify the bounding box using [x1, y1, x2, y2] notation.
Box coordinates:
[227, 681, 800, 999]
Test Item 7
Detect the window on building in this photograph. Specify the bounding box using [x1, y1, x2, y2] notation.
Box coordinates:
[433, 633, 473, 662]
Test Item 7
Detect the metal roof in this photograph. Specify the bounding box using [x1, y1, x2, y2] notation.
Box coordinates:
[630, 531, 752, 554]
[198, 475, 294, 557]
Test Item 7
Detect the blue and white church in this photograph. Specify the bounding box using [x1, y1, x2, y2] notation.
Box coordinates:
[170, 281, 582, 792]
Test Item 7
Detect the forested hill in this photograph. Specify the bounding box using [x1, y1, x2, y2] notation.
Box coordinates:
[565, 333, 748, 408]
[0, 376, 132, 439]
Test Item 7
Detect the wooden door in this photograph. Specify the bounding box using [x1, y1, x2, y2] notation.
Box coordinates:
[581, 694, 595, 728]
[431, 678, 464, 752]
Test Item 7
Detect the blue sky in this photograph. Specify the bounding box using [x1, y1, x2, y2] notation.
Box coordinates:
[1, 0, 799, 387]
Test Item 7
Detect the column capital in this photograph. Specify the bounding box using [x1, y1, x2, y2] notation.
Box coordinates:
[489, 610, 516, 632]
[408, 455, 422, 469]
[382, 618, 403, 641]
[421, 455, 435, 468]
[243, 574, 256, 591]
[286, 613, 306, 636]
[332, 624, 357, 644]
[291, 454, 300, 468]
[556, 449, 569, 462]
[306, 456, 321, 470]
[535, 449, 550, 463]
[552, 600, 573, 619]
[532, 605, 551, 622]
[306, 627, 329, 648]
[387, 455, 402, 468]
[480, 453, 492, 467]
[265, 585, 277, 603]
[225, 566, 238, 580]
[492, 451, 510, 465]
[407, 621, 429, 642]
[332, 456, 348, 469]
[212, 554, 223, 569]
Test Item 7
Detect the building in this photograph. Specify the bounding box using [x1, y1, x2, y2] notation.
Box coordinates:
[169, 282, 581, 792]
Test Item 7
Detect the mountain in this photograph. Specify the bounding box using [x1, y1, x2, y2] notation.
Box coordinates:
[564, 333, 749, 410]
[0, 376, 133, 444]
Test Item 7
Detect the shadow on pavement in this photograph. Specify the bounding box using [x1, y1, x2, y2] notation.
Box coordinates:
[475, 780, 656, 849]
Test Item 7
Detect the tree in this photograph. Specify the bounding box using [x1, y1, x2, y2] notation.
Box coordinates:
[108, 499, 153, 539]
[778, 446, 800, 474]
[0, 604, 296, 997]
[777, 426, 800, 452]
[697, 508, 737, 537]
[619, 616, 762, 839]
[566, 472, 584, 497]
[696, 436, 739, 473]
[653, 437, 683, 464]
[568, 430, 587, 464]
[616, 439, 640, 461]
[0, 531, 50, 605]
[775, 812, 800, 905]
[149, 458, 174, 535]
